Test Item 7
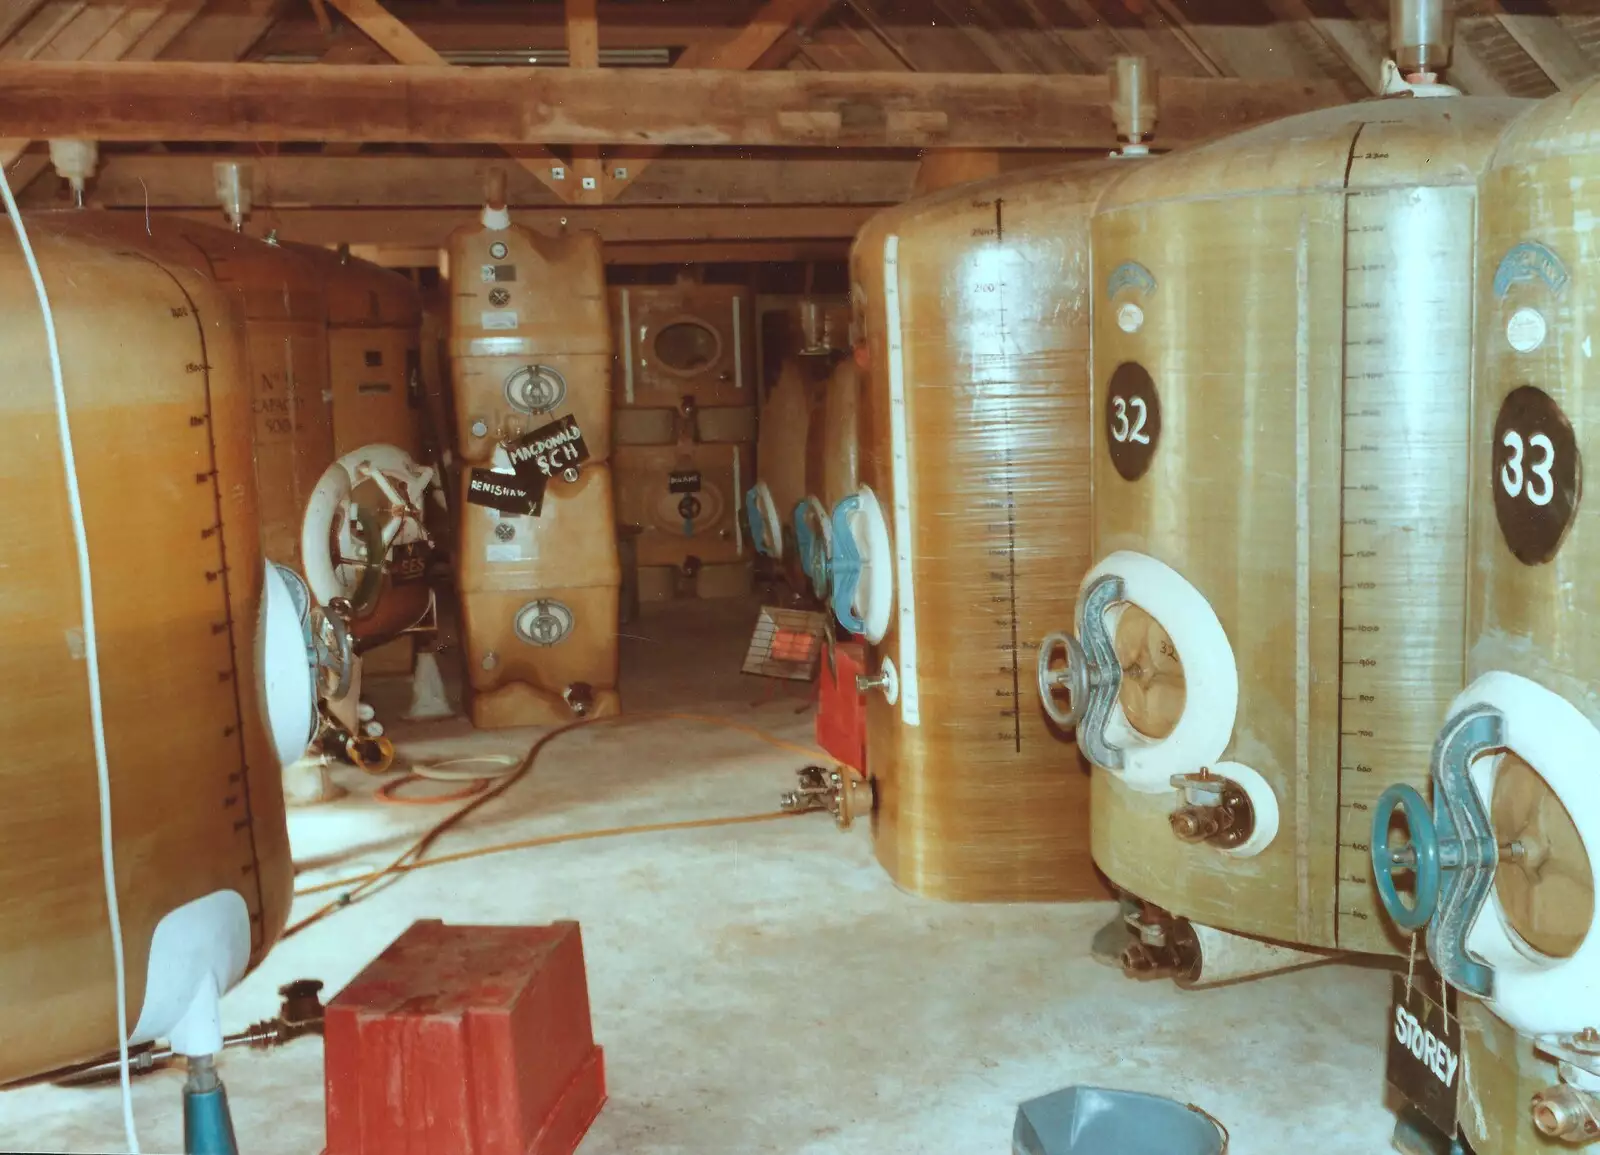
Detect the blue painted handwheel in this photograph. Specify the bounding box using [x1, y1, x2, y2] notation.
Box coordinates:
[829, 495, 864, 633]
[1372, 783, 1441, 933]
[743, 486, 773, 557]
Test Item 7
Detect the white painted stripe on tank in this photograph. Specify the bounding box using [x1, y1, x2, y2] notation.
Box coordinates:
[621, 289, 634, 404]
[884, 233, 920, 727]
[733, 443, 744, 556]
[1294, 213, 1313, 939]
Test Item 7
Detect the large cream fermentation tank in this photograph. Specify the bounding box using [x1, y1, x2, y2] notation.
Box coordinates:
[835, 62, 1160, 902]
[1371, 72, 1600, 1153]
[0, 213, 299, 1083]
[1038, 74, 1529, 961]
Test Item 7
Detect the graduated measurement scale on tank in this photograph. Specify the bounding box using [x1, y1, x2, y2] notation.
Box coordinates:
[1333, 181, 1478, 952]
[965, 197, 1032, 753]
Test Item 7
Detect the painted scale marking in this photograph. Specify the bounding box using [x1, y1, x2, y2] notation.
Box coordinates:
[1332, 184, 1476, 947]
[154, 257, 267, 951]
[883, 234, 920, 726]
[621, 288, 634, 404]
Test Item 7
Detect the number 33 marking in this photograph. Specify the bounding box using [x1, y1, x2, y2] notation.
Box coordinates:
[1501, 429, 1556, 507]
[1111, 396, 1151, 445]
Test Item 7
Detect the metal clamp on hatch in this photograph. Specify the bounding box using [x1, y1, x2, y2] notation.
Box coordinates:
[830, 493, 866, 633]
[1371, 705, 1503, 999]
[1035, 573, 1125, 770]
[742, 479, 780, 556]
[744, 485, 775, 558]
[794, 497, 831, 598]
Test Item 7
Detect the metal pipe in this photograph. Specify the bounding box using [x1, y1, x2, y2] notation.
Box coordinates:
[1110, 56, 1157, 150]
[1390, 0, 1454, 79]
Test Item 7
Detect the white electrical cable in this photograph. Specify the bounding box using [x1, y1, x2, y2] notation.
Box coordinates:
[0, 173, 141, 1152]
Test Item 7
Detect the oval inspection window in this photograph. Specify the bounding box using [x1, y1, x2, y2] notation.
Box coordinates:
[652, 319, 722, 376]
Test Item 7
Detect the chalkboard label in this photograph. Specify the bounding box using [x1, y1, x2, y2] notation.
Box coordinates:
[1105, 361, 1161, 482]
[506, 415, 590, 483]
[669, 470, 703, 494]
[388, 540, 429, 585]
[1492, 384, 1580, 566]
[466, 468, 544, 517]
[1385, 969, 1459, 1138]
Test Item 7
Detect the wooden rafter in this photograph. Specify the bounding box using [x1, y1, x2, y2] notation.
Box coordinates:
[565, 0, 602, 205]
[318, 0, 570, 200]
[0, 61, 1346, 148]
[1493, 8, 1595, 89]
[135, 203, 880, 247]
[606, 0, 837, 199]
[158, 0, 285, 63]
[348, 239, 851, 268]
[24, 151, 922, 208]
[0, 0, 207, 175]
[249, 2, 755, 59]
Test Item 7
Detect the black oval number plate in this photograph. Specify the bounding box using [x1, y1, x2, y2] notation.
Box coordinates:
[1492, 384, 1581, 566]
[1105, 361, 1161, 481]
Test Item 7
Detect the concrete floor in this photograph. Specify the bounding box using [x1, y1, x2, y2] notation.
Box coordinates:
[2, 595, 1402, 1155]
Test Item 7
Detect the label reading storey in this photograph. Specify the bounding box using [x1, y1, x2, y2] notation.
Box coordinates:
[466, 468, 545, 517]
[506, 415, 590, 483]
[1385, 970, 1460, 1138]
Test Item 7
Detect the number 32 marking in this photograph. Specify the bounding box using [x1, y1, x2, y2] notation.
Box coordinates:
[1111, 395, 1151, 445]
[1501, 429, 1555, 507]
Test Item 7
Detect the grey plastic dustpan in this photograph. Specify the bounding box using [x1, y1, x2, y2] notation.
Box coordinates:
[1013, 1085, 1226, 1155]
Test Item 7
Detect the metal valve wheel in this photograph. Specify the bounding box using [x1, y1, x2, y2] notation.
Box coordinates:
[310, 604, 355, 702]
[1372, 783, 1442, 933]
[1036, 630, 1090, 728]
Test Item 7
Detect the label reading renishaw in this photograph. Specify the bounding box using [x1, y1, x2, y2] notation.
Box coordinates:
[506, 415, 590, 484]
[466, 468, 545, 517]
[669, 470, 703, 494]
[1385, 969, 1460, 1138]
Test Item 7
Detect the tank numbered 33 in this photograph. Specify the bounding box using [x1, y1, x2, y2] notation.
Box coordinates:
[1492, 384, 1581, 565]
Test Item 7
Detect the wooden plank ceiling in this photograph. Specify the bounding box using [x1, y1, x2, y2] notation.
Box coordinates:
[0, 0, 1596, 264]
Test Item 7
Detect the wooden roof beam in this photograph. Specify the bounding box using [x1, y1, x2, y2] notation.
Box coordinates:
[317, 0, 570, 200]
[605, 0, 837, 199]
[1493, 8, 1595, 89]
[250, 3, 759, 59]
[118, 203, 880, 246]
[20, 151, 922, 208]
[0, 62, 1345, 148]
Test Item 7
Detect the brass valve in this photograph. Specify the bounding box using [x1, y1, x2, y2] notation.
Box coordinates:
[1169, 768, 1255, 849]
[781, 766, 873, 830]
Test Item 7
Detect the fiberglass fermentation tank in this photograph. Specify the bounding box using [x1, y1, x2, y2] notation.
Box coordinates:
[836, 160, 1148, 902]
[448, 205, 620, 727]
[175, 225, 336, 569]
[302, 244, 425, 458]
[0, 215, 293, 1081]
[1040, 94, 1529, 955]
[1367, 77, 1600, 1153]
